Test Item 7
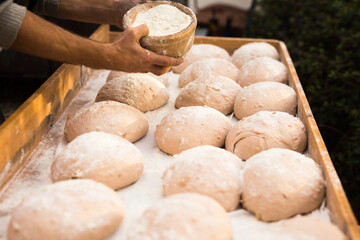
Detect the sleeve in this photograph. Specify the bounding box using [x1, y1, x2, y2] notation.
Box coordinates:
[0, 1, 27, 49]
[33, 0, 60, 17]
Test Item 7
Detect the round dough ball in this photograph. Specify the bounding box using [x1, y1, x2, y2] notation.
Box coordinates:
[64, 101, 149, 143]
[127, 193, 232, 240]
[96, 74, 169, 112]
[107, 71, 168, 86]
[234, 82, 297, 119]
[178, 58, 238, 88]
[232, 42, 280, 69]
[225, 111, 307, 160]
[176, 75, 241, 115]
[237, 57, 288, 87]
[172, 44, 230, 73]
[242, 148, 325, 222]
[51, 131, 144, 190]
[7, 179, 125, 240]
[163, 145, 244, 211]
[155, 106, 231, 155]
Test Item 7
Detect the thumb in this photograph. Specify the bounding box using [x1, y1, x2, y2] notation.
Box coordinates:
[130, 24, 150, 40]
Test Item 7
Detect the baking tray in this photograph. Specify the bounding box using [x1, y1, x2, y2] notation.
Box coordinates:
[0, 25, 358, 239]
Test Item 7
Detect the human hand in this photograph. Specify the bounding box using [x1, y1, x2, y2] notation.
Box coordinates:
[104, 24, 183, 75]
[113, 0, 149, 28]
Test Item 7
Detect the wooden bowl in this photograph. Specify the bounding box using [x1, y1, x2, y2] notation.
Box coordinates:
[123, 1, 197, 58]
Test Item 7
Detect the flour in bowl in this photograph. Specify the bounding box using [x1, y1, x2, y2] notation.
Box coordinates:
[132, 4, 192, 36]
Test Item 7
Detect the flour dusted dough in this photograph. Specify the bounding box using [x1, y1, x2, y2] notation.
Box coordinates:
[132, 4, 191, 36]
[127, 193, 232, 240]
[237, 57, 288, 87]
[242, 148, 325, 222]
[172, 44, 230, 73]
[7, 179, 125, 240]
[176, 75, 241, 115]
[234, 82, 297, 119]
[107, 71, 168, 86]
[162, 145, 244, 211]
[96, 73, 169, 112]
[178, 58, 238, 87]
[64, 101, 148, 143]
[225, 111, 307, 160]
[51, 131, 144, 190]
[155, 106, 231, 155]
[232, 42, 280, 69]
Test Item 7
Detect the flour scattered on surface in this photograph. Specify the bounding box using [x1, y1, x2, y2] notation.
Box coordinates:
[132, 4, 192, 36]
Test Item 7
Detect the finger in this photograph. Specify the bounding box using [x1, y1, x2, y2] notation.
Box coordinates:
[148, 65, 171, 76]
[147, 51, 184, 66]
[129, 24, 149, 40]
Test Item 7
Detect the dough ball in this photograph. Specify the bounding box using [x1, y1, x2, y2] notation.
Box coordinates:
[96, 74, 169, 112]
[232, 42, 280, 69]
[64, 101, 149, 143]
[172, 44, 230, 73]
[176, 75, 241, 115]
[155, 106, 231, 155]
[127, 193, 232, 240]
[178, 58, 238, 88]
[242, 148, 325, 222]
[237, 57, 288, 87]
[225, 111, 307, 160]
[234, 82, 297, 119]
[51, 131, 144, 190]
[107, 71, 168, 86]
[162, 145, 244, 211]
[7, 179, 125, 240]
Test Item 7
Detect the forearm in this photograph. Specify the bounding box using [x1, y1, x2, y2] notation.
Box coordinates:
[11, 10, 111, 69]
[58, 0, 118, 26]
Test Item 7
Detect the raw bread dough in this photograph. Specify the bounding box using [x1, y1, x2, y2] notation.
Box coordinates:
[127, 193, 232, 240]
[172, 44, 230, 73]
[234, 82, 297, 119]
[242, 148, 325, 222]
[132, 4, 191, 36]
[51, 131, 144, 190]
[162, 145, 244, 211]
[64, 101, 148, 143]
[107, 71, 168, 86]
[175, 75, 241, 115]
[225, 111, 307, 160]
[232, 42, 280, 69]
[154, 106, 231, 155]
[7, 179, 125, 240]
[237, 57, 288, 87]
[96, 73, 169, 112]
[178, 58, 238, 87]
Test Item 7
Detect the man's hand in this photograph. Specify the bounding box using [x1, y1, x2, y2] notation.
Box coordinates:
[104, 24, 183, 75]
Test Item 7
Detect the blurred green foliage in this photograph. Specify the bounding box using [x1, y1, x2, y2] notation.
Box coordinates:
[247, 0, 360, 219]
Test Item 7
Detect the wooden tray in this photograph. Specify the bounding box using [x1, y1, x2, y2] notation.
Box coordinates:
[0, 25, 358, 239]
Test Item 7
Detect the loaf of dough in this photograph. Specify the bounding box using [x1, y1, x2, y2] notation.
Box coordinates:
[7, 179, 125, 240]
[64, 101, 148, 143]
[225, 111, 307, 160]
[155, 106, 231, 155]
[232, 42, 280, 69]
[242, 148, 325, 222]
[234, 82, 297, 119]
[176, 75, 241, 115]
[178, 58, 238, 88]
[163, 145, 244, 211]
[237, 57, 288, 87]
[96, 74, 169, 112]
[127, 193, 232, 240]
[107, 71, 168, 86]
[172, 44, 230, 73]
[51, 131, 144, 190]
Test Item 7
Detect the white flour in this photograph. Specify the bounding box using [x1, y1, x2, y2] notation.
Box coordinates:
[132, 4, 191, 36]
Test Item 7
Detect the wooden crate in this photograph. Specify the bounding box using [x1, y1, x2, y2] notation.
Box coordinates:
[0, 25, 358, 239]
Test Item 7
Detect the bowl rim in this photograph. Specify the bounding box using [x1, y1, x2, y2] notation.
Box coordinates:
[122, 1, 197, 40]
